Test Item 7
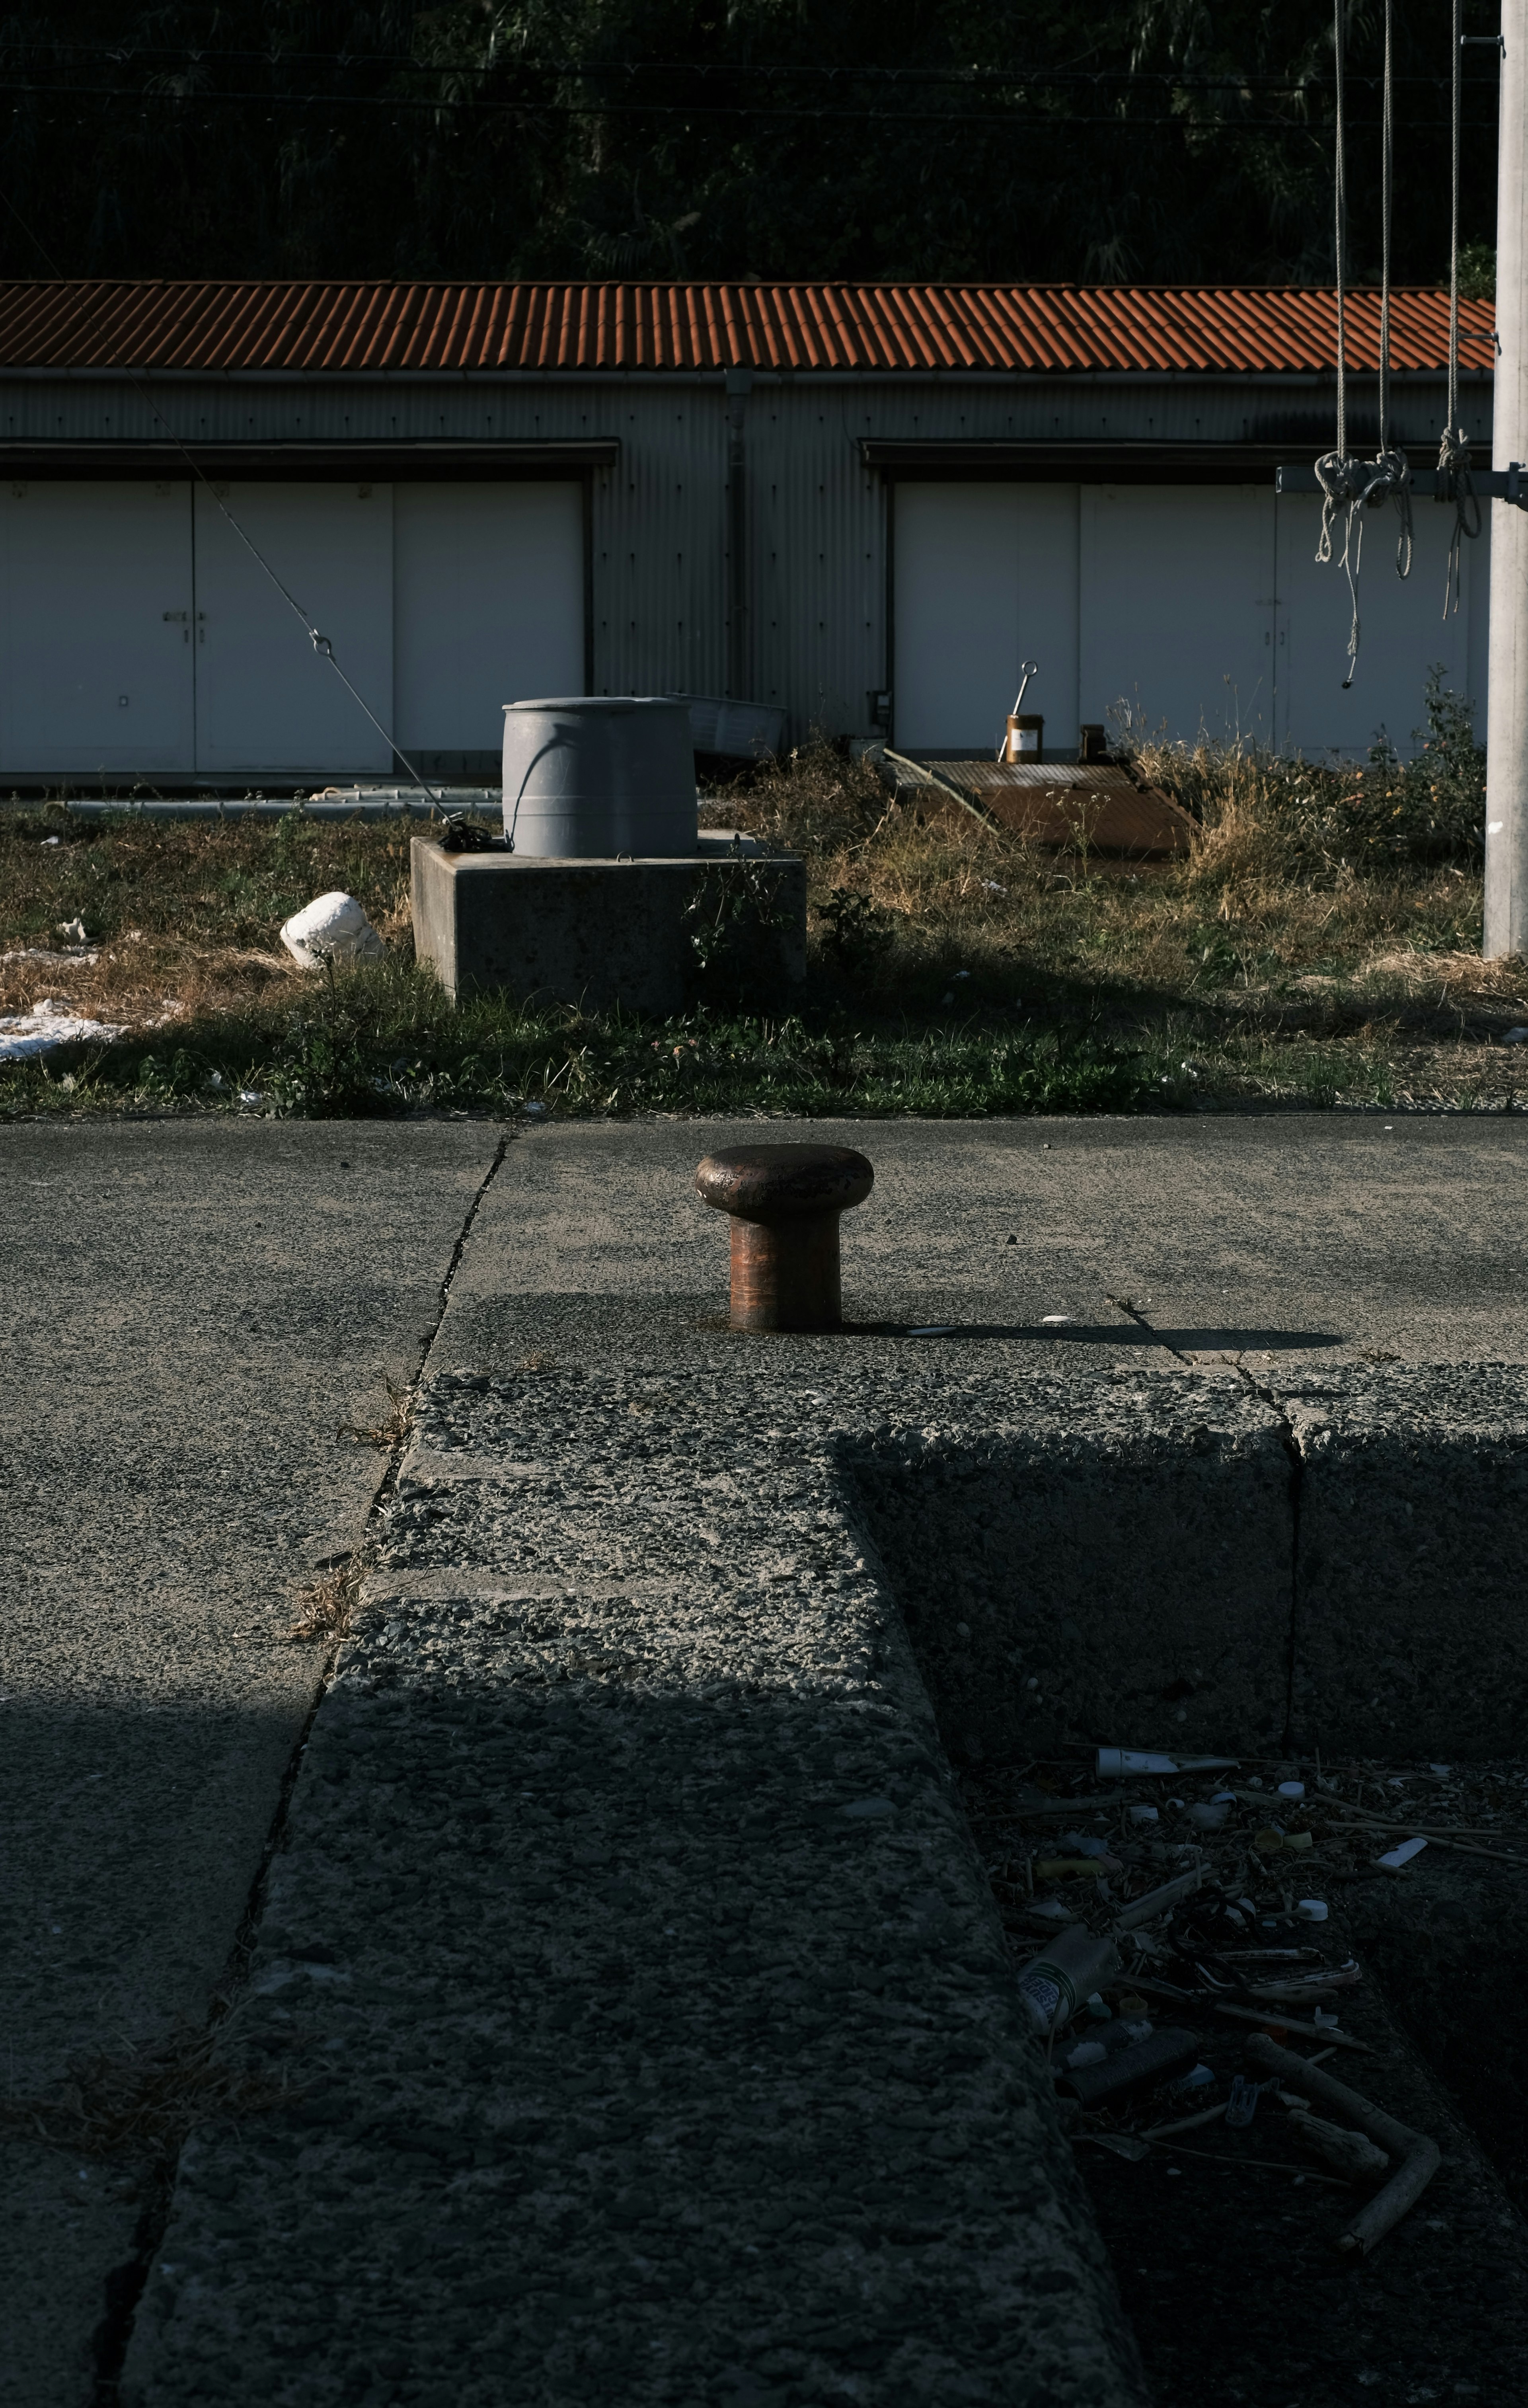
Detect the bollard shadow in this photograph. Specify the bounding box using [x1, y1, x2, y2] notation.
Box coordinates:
[843, 1321, 1345, 1350]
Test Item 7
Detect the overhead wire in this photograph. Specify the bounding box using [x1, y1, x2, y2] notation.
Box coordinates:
[0, 76, 1495, 130]
[1437, 0, 1482, 616]
[0, 188, 442, 807]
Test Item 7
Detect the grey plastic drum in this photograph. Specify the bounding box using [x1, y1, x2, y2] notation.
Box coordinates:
[501, 696, 697, 858]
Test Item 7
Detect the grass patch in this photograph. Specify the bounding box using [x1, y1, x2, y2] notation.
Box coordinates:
[3, 680, 1525, 1119]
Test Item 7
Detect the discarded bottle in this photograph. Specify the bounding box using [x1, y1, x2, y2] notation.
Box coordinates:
[1016, 1925, 1122, 2035]
[1057, 2026, 1200, 2108]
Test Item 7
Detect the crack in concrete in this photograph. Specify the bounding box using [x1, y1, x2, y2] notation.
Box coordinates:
[88, 1128, 513, 2404]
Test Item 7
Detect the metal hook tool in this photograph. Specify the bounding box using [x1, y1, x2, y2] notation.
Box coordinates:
[996, 662, 1040, 761]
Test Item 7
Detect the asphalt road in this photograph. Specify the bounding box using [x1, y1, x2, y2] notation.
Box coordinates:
[7, 1106, 1528, 2404]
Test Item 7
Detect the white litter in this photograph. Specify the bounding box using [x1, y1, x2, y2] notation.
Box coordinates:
[0, 1000, 124, 1061]
[279, 891, 386, 969]
[1041, 1314, 1074, 1325]
[56, 916, 90, 943]
[1376, 1837, 1428, 1871]
[1097, 1748, 1240, 1778]
[1, 947, 98, 967]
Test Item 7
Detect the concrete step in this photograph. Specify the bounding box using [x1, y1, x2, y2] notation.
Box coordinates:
[122, 1364, 1148, 2408]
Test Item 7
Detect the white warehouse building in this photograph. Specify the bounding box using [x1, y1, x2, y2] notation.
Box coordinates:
[0, 277, 1496, 785]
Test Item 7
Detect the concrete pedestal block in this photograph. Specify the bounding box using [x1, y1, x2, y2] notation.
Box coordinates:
[411, 835, 807, 1011]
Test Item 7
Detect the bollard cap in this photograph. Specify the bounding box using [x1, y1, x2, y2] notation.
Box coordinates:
[695, 1144, 874, 1223]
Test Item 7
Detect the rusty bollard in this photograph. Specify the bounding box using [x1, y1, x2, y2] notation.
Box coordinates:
[695, 1144, 874, 1332]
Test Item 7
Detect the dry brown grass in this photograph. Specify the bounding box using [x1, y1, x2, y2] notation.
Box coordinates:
[0, 2028, 301, 2168]
[0, 807, 417, 1030]
[337, 1377, 413, 1453]
[4, 724, 1524, 1112]
[284, 1561, 360, 1644]
[695, 732, 1528, 1107]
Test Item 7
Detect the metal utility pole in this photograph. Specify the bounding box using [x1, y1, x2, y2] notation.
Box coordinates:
[1485, 0, 1528, 953]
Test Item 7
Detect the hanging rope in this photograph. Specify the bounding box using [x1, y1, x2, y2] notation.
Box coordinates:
[1371, 0, 1413, 580]
[1315, 0, 1412, 690]
[1314, 0, 1370, 688]
[1437, 0, 1482, 614]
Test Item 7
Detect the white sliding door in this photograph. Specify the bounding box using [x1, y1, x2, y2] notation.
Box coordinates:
[1275, 491, 1486, 758]
[192, 483, 393, 774]
[393, 482, 585, 760]
[893, 483, 1080, 753]
[0, 481, 195, 773]
[1080, 485, 1276, 749]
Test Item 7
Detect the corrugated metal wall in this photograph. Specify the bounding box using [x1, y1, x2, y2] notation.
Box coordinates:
[0, 367, 1496, 751]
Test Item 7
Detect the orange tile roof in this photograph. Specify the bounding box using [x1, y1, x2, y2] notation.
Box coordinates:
[0, 281, 1495, 376]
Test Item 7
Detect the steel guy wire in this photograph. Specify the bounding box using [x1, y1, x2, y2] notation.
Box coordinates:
[0, 184, 444, 809]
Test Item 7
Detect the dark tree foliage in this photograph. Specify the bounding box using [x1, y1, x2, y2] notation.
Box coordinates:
[0, 1, 1501, 287]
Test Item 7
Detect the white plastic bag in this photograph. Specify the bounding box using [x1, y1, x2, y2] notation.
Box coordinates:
[280, 891, 386, 969]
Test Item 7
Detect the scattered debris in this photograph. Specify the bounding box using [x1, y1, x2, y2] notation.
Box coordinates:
[1114, 1866, 1205, 1931]
[0, 1000, 125, 1060]
[1016, 1924, 1120, 2034]
[0, 944, 98, 966]
[1244, 2036, 1440, 2252]
[1060, 2028, 1201, 2108]
[1224, 2074, 1269, 2129]
[279, 890, 386, 969]
[1288, 2109, 1392, 2184]
[1377, 1836, 1429, 1871]
[1097, 1749, 1240, 1777]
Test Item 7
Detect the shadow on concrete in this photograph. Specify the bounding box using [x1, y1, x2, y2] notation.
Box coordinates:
[847, 1321, 1345, 1349]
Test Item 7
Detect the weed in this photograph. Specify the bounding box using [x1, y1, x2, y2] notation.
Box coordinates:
[337, 1377, 413, 1451]
[284, 1562, 359, 1643]
[818, 884, 895, 975]
[0, 2029, 300, 2171]
[1, 686, 1520, 1116]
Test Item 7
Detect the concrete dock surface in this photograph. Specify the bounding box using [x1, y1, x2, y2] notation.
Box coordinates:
[4, 1109, 1528, 2403]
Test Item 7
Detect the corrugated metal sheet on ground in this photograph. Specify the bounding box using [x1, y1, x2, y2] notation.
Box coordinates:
[0, 281, 1495, 377]
[915, 760, 1195, 855]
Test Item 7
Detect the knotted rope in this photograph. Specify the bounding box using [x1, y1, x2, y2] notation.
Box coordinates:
[1315, 0, 1411, 688]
